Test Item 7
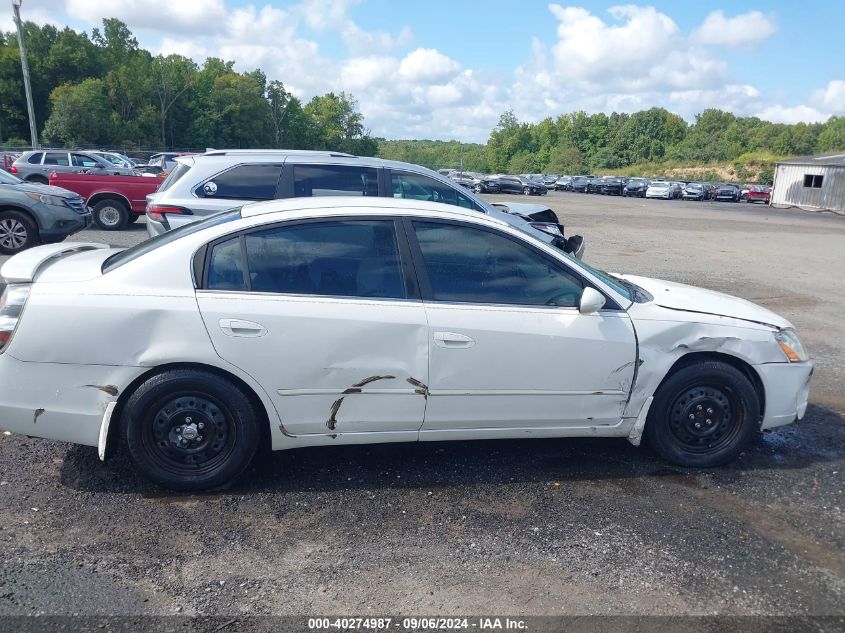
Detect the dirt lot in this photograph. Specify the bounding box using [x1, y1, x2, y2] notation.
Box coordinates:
[0, 194, 843, 617]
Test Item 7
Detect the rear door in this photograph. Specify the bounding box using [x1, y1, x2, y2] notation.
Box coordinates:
[195, 216, 428, 437]
[42, 151, 71, 176]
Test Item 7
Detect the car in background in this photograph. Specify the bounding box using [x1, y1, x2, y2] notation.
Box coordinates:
[49, 171, 160, 230]
[147, 152, 187, 173]
[599, 177, 625, 196]
[553, 176, 572, 191]
[450, 172, 501, 194]
[0, 167, 90, 254]
[496, 175, 547, 196]
[11, 150, 135, 184]
[585, 177, 605, 194]
[646, 181, 680, 199]
[0, 196, 811, 489]
[682, 182, 706, 201]
[90, 151, 139, 169]
[622, 178, 649, 197]
[713, 184, 741, 202]
[746, 185, 771, 204]
[569, 176, 593, 193]
[542, 174, 560, 187]
[145, 150, 581, 257]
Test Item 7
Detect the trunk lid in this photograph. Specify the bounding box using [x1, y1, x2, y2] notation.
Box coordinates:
[1, 243, 112, 283]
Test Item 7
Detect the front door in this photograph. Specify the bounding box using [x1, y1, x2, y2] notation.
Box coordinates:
[195, 217, 428, 437]
[407, 220, 637, 432]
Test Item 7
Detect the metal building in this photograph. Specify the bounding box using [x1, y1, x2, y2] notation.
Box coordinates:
[770, 153, 845, 214]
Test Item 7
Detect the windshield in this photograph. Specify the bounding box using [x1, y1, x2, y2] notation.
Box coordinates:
[0, 170, 22, 185]
[102, 209, 242, 273]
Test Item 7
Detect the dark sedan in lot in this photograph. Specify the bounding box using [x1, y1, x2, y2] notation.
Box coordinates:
[495, 175, 547, 195]
[451, 172, 501, 194]
[713, 184, 741, 202]
[599, 177, 626, 195]
[623, 178, 649, 197]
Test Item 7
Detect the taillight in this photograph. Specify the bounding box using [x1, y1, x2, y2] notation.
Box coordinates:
[146, 204, 192, 223]
[0, 284, 30, 353]
[10, 165, 17, 174]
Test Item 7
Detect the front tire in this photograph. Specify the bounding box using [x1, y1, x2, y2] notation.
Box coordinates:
[523, 187, 531, 195]
[645, 360, 760, 468]
[0, 210, 39, 254]
[92, 199, 129, 230]
[123, 369, 262, 491]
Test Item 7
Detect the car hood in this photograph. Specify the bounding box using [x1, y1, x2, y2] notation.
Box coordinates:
[619, 274, 792, 329]
[648, 184, 670, 189]
[7, 181, 80, 198]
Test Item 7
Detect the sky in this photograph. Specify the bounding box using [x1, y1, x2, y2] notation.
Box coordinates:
[3, 0, 844, 143]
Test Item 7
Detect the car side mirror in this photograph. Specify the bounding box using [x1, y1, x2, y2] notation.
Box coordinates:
[579, 287, 606, 315]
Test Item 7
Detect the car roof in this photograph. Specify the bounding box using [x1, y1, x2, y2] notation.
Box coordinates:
[239, 196, 511, 227]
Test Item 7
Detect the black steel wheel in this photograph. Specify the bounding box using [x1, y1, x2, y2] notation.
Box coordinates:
[645, 360, 759, 467]
[123, 369, 262, 490]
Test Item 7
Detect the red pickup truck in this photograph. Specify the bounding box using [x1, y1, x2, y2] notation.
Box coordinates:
[48, 171, 163, 230]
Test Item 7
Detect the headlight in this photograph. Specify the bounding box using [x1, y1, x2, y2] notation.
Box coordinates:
[25, 192, 67, 207]
[529, 222, 563, 237]
[774, 329, 808, 362]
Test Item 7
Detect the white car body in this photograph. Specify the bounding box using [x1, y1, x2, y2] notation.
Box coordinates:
[0, 198, 812, 486]
[645, 182, 677, 199]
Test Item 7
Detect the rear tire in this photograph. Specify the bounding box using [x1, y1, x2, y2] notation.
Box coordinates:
[645, 360, 760, 468]
[92, 199, 129, 230]
[523, 187, 531, 195]
[123, 369, 262, 491]
[0, 210, 39, 254]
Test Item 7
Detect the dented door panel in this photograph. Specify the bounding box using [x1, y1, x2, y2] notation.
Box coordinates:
[421, 303, 637, 430]
[196, 292, 428, 435]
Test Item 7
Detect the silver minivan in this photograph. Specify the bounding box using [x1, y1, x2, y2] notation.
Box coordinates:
[146, 150, 585, 257]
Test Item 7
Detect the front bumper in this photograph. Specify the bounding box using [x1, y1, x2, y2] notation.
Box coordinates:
[756, 361, 813, 429]
[0, 354, 143, 447]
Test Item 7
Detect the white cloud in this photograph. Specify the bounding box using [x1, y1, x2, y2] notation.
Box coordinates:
[692, 10, 776, 47]
[755, 105, 828, 124]
[65, 0, 229, 35]
[812, 79, 845, 113]
[398, 48, 460, 83]
[754, 79, 845, 124]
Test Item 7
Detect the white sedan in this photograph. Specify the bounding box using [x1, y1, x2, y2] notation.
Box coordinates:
[0, 198, 812, 490]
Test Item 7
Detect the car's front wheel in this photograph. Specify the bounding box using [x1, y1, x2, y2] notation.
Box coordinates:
[523, 187, 531, 195]
[0, 210, 39, 254]
[646, 360, 760, 468]
[123, 369, 262, 490]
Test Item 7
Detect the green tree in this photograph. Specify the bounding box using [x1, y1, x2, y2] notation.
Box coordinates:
[42, 78, 111, 145]
[151, 54, 197, 146]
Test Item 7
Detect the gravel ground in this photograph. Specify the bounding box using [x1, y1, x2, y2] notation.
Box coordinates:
[0, 196, 843, 617]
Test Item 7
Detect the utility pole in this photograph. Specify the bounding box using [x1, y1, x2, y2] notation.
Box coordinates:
[11, 0, 39, 149]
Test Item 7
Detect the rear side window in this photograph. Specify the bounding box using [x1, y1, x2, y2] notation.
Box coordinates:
[392, 171, 478, 210]
[242, 220, 404, 298]
[43, 152, 69, 166]
[293, 165, 378, 197]
[413, 221, 584, 307]
[158, 161, 191, 192]
[207, 237, 247, 291]
[27, 152, 43, 164]
[197, 164, 282, 200]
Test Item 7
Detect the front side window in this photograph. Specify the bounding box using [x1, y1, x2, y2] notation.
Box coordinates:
[71, 153, 100, 168]
[198, 164, 282, 200]
[413, 221, 584, 307]
[293, 165, 378, 197]
[43, 152, 69, 166]
[243, 220, 405, 298]
[392, 171, 478, 210]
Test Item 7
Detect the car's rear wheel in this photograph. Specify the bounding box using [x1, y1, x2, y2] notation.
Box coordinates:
[523, 187, 531, 195]
[123, 369, 262, 490]
[645, 360, 759, 468]
[0, 210, 39, 254]
[473, 184, 483, 194]
[92, 199, 129, 230]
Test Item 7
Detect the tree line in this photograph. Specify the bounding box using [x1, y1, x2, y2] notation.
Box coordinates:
[2, 18, 844, 176]
[0, 19, 377, 155]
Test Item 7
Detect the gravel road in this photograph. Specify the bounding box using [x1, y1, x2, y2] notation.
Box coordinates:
[0, 195, 842, 618]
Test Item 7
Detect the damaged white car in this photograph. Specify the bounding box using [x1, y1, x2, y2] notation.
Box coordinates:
[0, 198, 812, 490]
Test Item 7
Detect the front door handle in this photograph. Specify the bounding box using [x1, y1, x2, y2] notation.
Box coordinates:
[219, 318, 267, 337]
[433, 331, 475, 348]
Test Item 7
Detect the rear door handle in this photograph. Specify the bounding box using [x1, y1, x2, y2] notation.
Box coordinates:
[219, 318, 267, 337]
[433, 331, 475, 348]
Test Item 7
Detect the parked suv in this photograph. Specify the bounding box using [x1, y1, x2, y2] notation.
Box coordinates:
[11, 150, 135, 184]
[0, 167, 91, 254]
[146, 150, 584, 257]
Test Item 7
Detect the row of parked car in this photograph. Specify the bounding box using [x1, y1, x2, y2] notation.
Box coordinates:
[441, 171, 550, 196]
[547, 174, 771, 203]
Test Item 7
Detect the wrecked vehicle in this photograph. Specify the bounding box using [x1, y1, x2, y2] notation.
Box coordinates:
[0, 197, 812, 490]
